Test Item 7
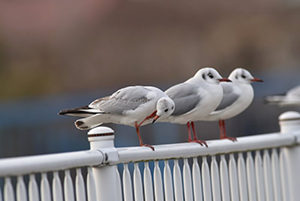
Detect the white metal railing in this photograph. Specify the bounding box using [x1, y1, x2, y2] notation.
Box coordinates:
[0, 111, 300, 201]
[0, 150, 104, 201]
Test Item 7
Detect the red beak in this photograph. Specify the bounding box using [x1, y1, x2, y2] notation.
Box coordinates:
[250, 78, 263, 82]
[218, 78, 232, 82]
[152, 115, 160, 124]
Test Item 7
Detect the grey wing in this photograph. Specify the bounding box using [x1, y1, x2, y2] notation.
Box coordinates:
[166, 83, 201, 116]
[215, 83, 239, 111]
[89, 86, 151, 114]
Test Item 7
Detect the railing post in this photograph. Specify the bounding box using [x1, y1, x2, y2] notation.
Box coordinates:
[279, 111, 300, 201]
[88, 126, 120, 201]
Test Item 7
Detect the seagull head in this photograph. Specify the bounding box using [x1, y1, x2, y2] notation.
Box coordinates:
[194, 67, 231, 84]
[152, 97, 175, 123]
[229, 68, 263, 84]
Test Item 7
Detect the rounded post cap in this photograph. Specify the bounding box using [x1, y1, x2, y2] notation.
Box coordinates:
[279, 111, 300, 121]
[88, 126, 114, 137]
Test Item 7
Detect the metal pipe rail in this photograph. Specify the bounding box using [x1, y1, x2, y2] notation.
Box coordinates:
[115, 132, 297, 164]
[0, 150, 104, 177]
[0, 132, 297, 177]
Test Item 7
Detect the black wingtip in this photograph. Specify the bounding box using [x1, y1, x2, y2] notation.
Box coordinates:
[58, 105, 91, 116]
[58, 109, 68, 115]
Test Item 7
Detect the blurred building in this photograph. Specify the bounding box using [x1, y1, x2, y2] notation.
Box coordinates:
[0, 0, 299, 157]
[0, 0, 299, 98]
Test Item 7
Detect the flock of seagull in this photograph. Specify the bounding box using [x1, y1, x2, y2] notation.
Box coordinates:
[59, 67, 264, 150]
[265, 85, 300, 106]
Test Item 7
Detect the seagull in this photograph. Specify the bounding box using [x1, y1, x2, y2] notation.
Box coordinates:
[203, 68, 263, 141]
[157, 67, 231, 147]
[59, 86, 175, 150]
[265, 85, 300, 106]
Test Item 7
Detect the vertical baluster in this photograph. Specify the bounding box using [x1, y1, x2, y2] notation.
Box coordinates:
[0, 185, 2, 201]
[263, 149, 274, 201]
[220, 155, 230, 201]
[41, 173, 51, 201]
[0, 184, 3, 201]
[144, 162, 154, 201]
[116, 168, 123, 201]
[246, 152, 257, 201]
[123, 164, 133, 201]
[237, 153, 248, 201]
[17, 176, 27, 201]
[279, 148, 290, 201]
[133, 163, 143, 201]
[164, 160, 174, 201]
[255, 150, 265, 201]
[271, 148, 282, 201]
[183, 158, 193, 201]
[173, 159, 183, 201]
[75, 168, 86, 201]
[52, 171, 63, 201]
[210, 156, 221, 201]
[192, 158, 203, 201]
[202, 156, 212, 201]
[154, 161, 164, 201]
[4, 177, 15, 201]
[87, 167, 97, 201]
[229, 153, 239, 201]
[123, 163, 133, 201]
[29, 174, 39, 201]
[64, 170, 75, 201]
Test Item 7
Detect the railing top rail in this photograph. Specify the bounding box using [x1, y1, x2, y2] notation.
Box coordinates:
[114, 132, 298, 164]
[0, 150, 104, 177]
[0, 120, 299, 177]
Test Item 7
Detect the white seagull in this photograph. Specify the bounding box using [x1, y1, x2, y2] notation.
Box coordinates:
[157, 67, 231, 147]
[59, 86, 175, 150]
[265, 85, 300, 106]
[203, 68, 263, 141]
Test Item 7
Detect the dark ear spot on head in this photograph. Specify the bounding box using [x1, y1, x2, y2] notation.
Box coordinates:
[202, 74, 206, 80]
[235, 75, 238, 79]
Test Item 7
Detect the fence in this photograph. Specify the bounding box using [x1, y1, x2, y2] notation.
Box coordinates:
[0, 111, 300, 201]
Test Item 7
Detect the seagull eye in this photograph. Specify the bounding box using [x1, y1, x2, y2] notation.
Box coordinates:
[208, 72, 214, 78]
[241, 75, 246, 79]
[164, 109, 169, 112]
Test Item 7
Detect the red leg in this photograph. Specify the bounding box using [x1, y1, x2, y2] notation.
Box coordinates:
[191, 122, 208, 147]
[218, 120, 224, 138]
[219, 120, 237, 142]
[134, 122, 155, 151]
[187, 122, 208, 147]
[187, 122, 193, 142]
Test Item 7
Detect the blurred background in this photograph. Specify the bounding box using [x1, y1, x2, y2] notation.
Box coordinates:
[0, 0, 299, 158]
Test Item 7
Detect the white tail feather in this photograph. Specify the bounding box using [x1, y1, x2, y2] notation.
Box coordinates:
[75, 114, 104, 130]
